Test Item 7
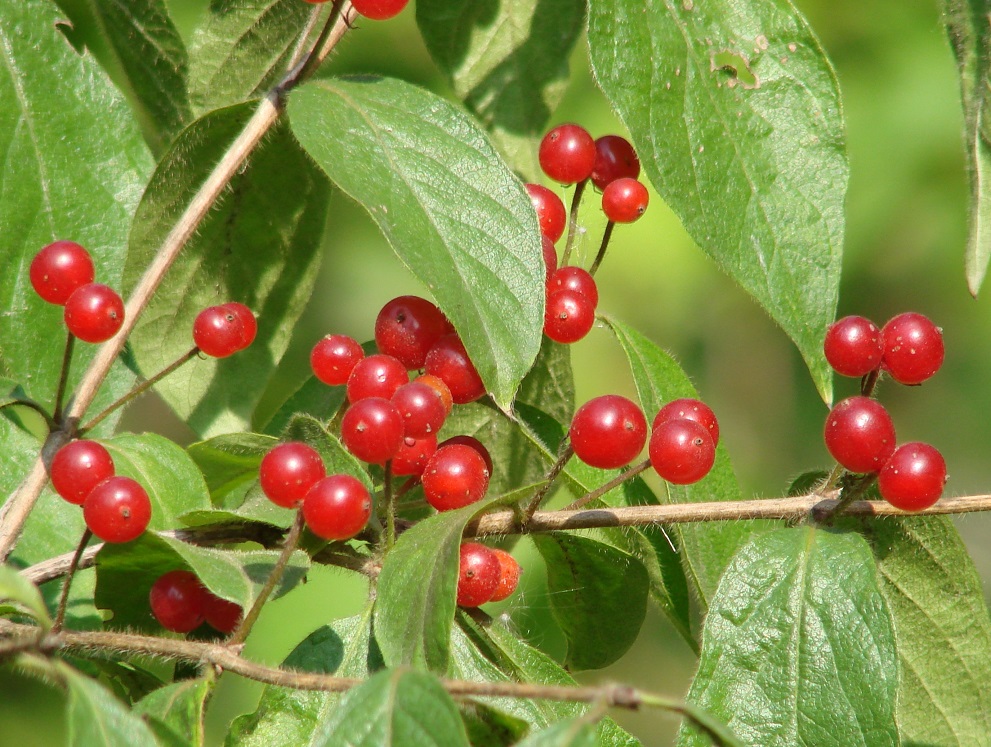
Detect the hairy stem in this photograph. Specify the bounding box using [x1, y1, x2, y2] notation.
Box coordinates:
[52, 529, 92, 634]
[383, 462, 396, 550]
[563, 458, 651, 511]
[52, 333, 75, 425]
[588, 221, 616, 276]
[561, 179, 588, 266]
[522, 442, 574, 522]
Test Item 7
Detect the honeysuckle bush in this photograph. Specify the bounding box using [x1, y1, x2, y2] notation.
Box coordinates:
[2, 1, 991, 746]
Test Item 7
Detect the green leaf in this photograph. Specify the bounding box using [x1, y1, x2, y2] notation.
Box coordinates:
[62, 663, 159, 747]
[94, 532, 308, 631]
[374, 493, 515, 674]
[259, 376, 346, 437]
[531, 533, 648, 670]
[0, 564, 51, 630]
[312, 669, 470, 747]
[514, 719, 597, 747]
[941, 0, 991, 294]
[290, 75, 545, 409]
[134, 678, 212, 747]
[863, 516, 991, 744]
[56, 0, 192, 154]
[188, 432, 276, 507]
[678, 527, 898, 747]
[416, 0, 585, 178]
[123, 104, 330, 438]
[604, 316, 766, 607]
[588, 1, 847, 402]
[0, 0, 151, 419]
[188, 0, 311, 114]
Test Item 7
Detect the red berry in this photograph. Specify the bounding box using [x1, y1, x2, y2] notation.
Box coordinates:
[878, 442, 947, 511]
[30, 240, 95, 305]
[880, 312, 945, 385]
[422, 444, 490, 511]
[456, 543, 500, 607]
[525, 184, 567, 243]
[392, 381, 447, 438]
[391, 434, 438, 477]
[374, 296, 450, 370]
[488, 548, 521, 602]
[350, 0, 409, 19]
[652, 398, 720, 447]
[347, 353, 409, 403]
[439, 435, 493, 475]
[543, 289, 596, 344]
[823, 396, 896, 473]
[340, 397, 404, 464]
[824, 315, 883, 378]
[149, 570, 207, 633]
[590, 135, 640, 190]
[50, 440, 115, 505]
[83, 476, 152, 543]
[311, 334, 364, 386]
[539, 124, 596, 185]
[416, 374, 453, 416]
[303, 474, 372, 541]
[424, 334, 486, 404]
[203, 593, 242, 635]
[601, 178, 649, 223]
[64, 283, 125, 343]
[224, 302, 257, 350]
[547, 266, 599, 307]
[193, 305, 245, 358]
[259, 442, 326, 508]
[570, 395, 648, 469]
[649, 419, 716, 484]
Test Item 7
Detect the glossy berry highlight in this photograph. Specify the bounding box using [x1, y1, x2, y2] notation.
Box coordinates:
[591, 135, 640, 190]
[83, 476, 152, 543]
[543, 288, 596, 344]
[30, 240, 95, 305]
[547, 266, 598, 307]
[392, 381, 447, 438]
[881, 312, 944, 385]
[824, 316, 883, 378]
[424, 334, 486, 404]
[539, 124, 596, 185]
[525, 183, 567, 243]
[347, 353, 409, 402]
[570, 395, 648, 469]
[602, 178, 649, 223]
[340, 397, 404, 464]
[877, 442, 947, 511]
[193, 304, 250, 358]
[422, 444, 490, 511]
[149, 570, 207, 633]
[649, 419, 716, 484]
[50, 440, 115, 505]
[456, 543, 500, 607]
[653, 398, 720, 447]
[374, 295, 449, 370]
[350, 0, 409, 20]
[64, 283, 125, 343]
[311, 334, 364, 386]
[823, 396, 896, 473]
[303, 474, 372, 541]
[259, 442, 326, 507]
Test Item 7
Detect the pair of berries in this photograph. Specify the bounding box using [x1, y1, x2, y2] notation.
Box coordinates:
[30, 240, 125, 343]
[824, 312, 944, 385]
[303, 0, 408, 21]
[50, 440, 151, 543]
[259, 443, 372, 541]
[149, 569, 242, 634]
[568, 395, 718, 485]
[456, 543, 521, 607]
[823, 396, 946, 510]
[543, 266, 599, 344]
[192, 303, 257, 358]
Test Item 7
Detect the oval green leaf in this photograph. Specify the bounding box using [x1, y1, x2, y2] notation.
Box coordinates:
[63, 663, 159, 747]
[134, 678, 212, 747]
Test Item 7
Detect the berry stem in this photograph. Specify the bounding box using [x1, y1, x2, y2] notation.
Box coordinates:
[560, 179, 589, 267]
[51, 528, 92, 634]
[227, 509, 306, 647]
[860, 367, 880, 397]
[52, 332, 76, 425]
[818, 472, 878, 523]
[563, 458, 651, 511]
[383, 462, 396, 550]
[588, 221, 616, 276]
[78, 347, 200, 435]
[521, 442, 574, 522]
[284, 0, 351, 88]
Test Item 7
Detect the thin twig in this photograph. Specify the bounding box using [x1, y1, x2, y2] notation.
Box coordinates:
[588, 221, 616, 276]
[383, 462, 396, 550]
[52, 529, 92, 633]
[521, 443, 574, 522]
[560, 179, 588, 266]
[563, 459, 651, 511]
[52, 333, 75, 424]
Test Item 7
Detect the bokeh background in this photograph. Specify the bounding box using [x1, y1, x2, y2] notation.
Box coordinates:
[4, 1, 990, 744]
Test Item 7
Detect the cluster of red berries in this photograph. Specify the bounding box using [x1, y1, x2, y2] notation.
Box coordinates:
[823, 312, 947, 510]
[149, 569, 242, 634]
[50, 440, 151, 543]
[526, 125, 648, 346]
[456, 542, 521, 608]
[30, 240, 125, 343]
[570, 395, 718, 485]
[303, 0, 409, 21]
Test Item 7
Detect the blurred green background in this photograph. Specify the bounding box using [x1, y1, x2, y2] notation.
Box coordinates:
[5, 1, 991, 745]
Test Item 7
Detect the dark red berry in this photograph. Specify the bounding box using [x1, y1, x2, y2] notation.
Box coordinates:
[823, 396, 896, 473]
[193, 305, 245, 358]
[881, 312, 944, 385]
[311, 334, 364, 386]
[374, 295, 450, 370]
[149, 570, 207, 633]
[649, 419, 716, 484]
[539, 124, 596, 185]
[543, 288, 596, 344]
[303, 474, 372, 541]
[877, 442, 947, 511]
[602, 178, 649, 223]
[590, 135, 640, 190]
[424, 334, 486, 404]
[525, 184, 567, 243]
[350, 0, 409, 19]
[439, 435, 493, 475]
[416, 374, 453, 416]
[392, 381, 447, 438]
[570, 395, 648, 469]
[30, 240, 95, 305]
[50, 440, 115, 505]
[824, 315, 883, 378]
[547, 266, 599, 307]
[541, 235, 558, 283]
[224, 302, 257, 350]
[422, 444, 490, 511]
[64, 283, 125, 343]
[340, 397, 404, 464]
[203, 593, 242, 635]
[488, 548, 521, 602]
[83, 476, 152, 543]
[391, 434, 438, 477]
[653, 398, 720, 447]
[456, 542, 500, 607]
[347, 353, 409, 403]
[259, 442, 326, 508]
